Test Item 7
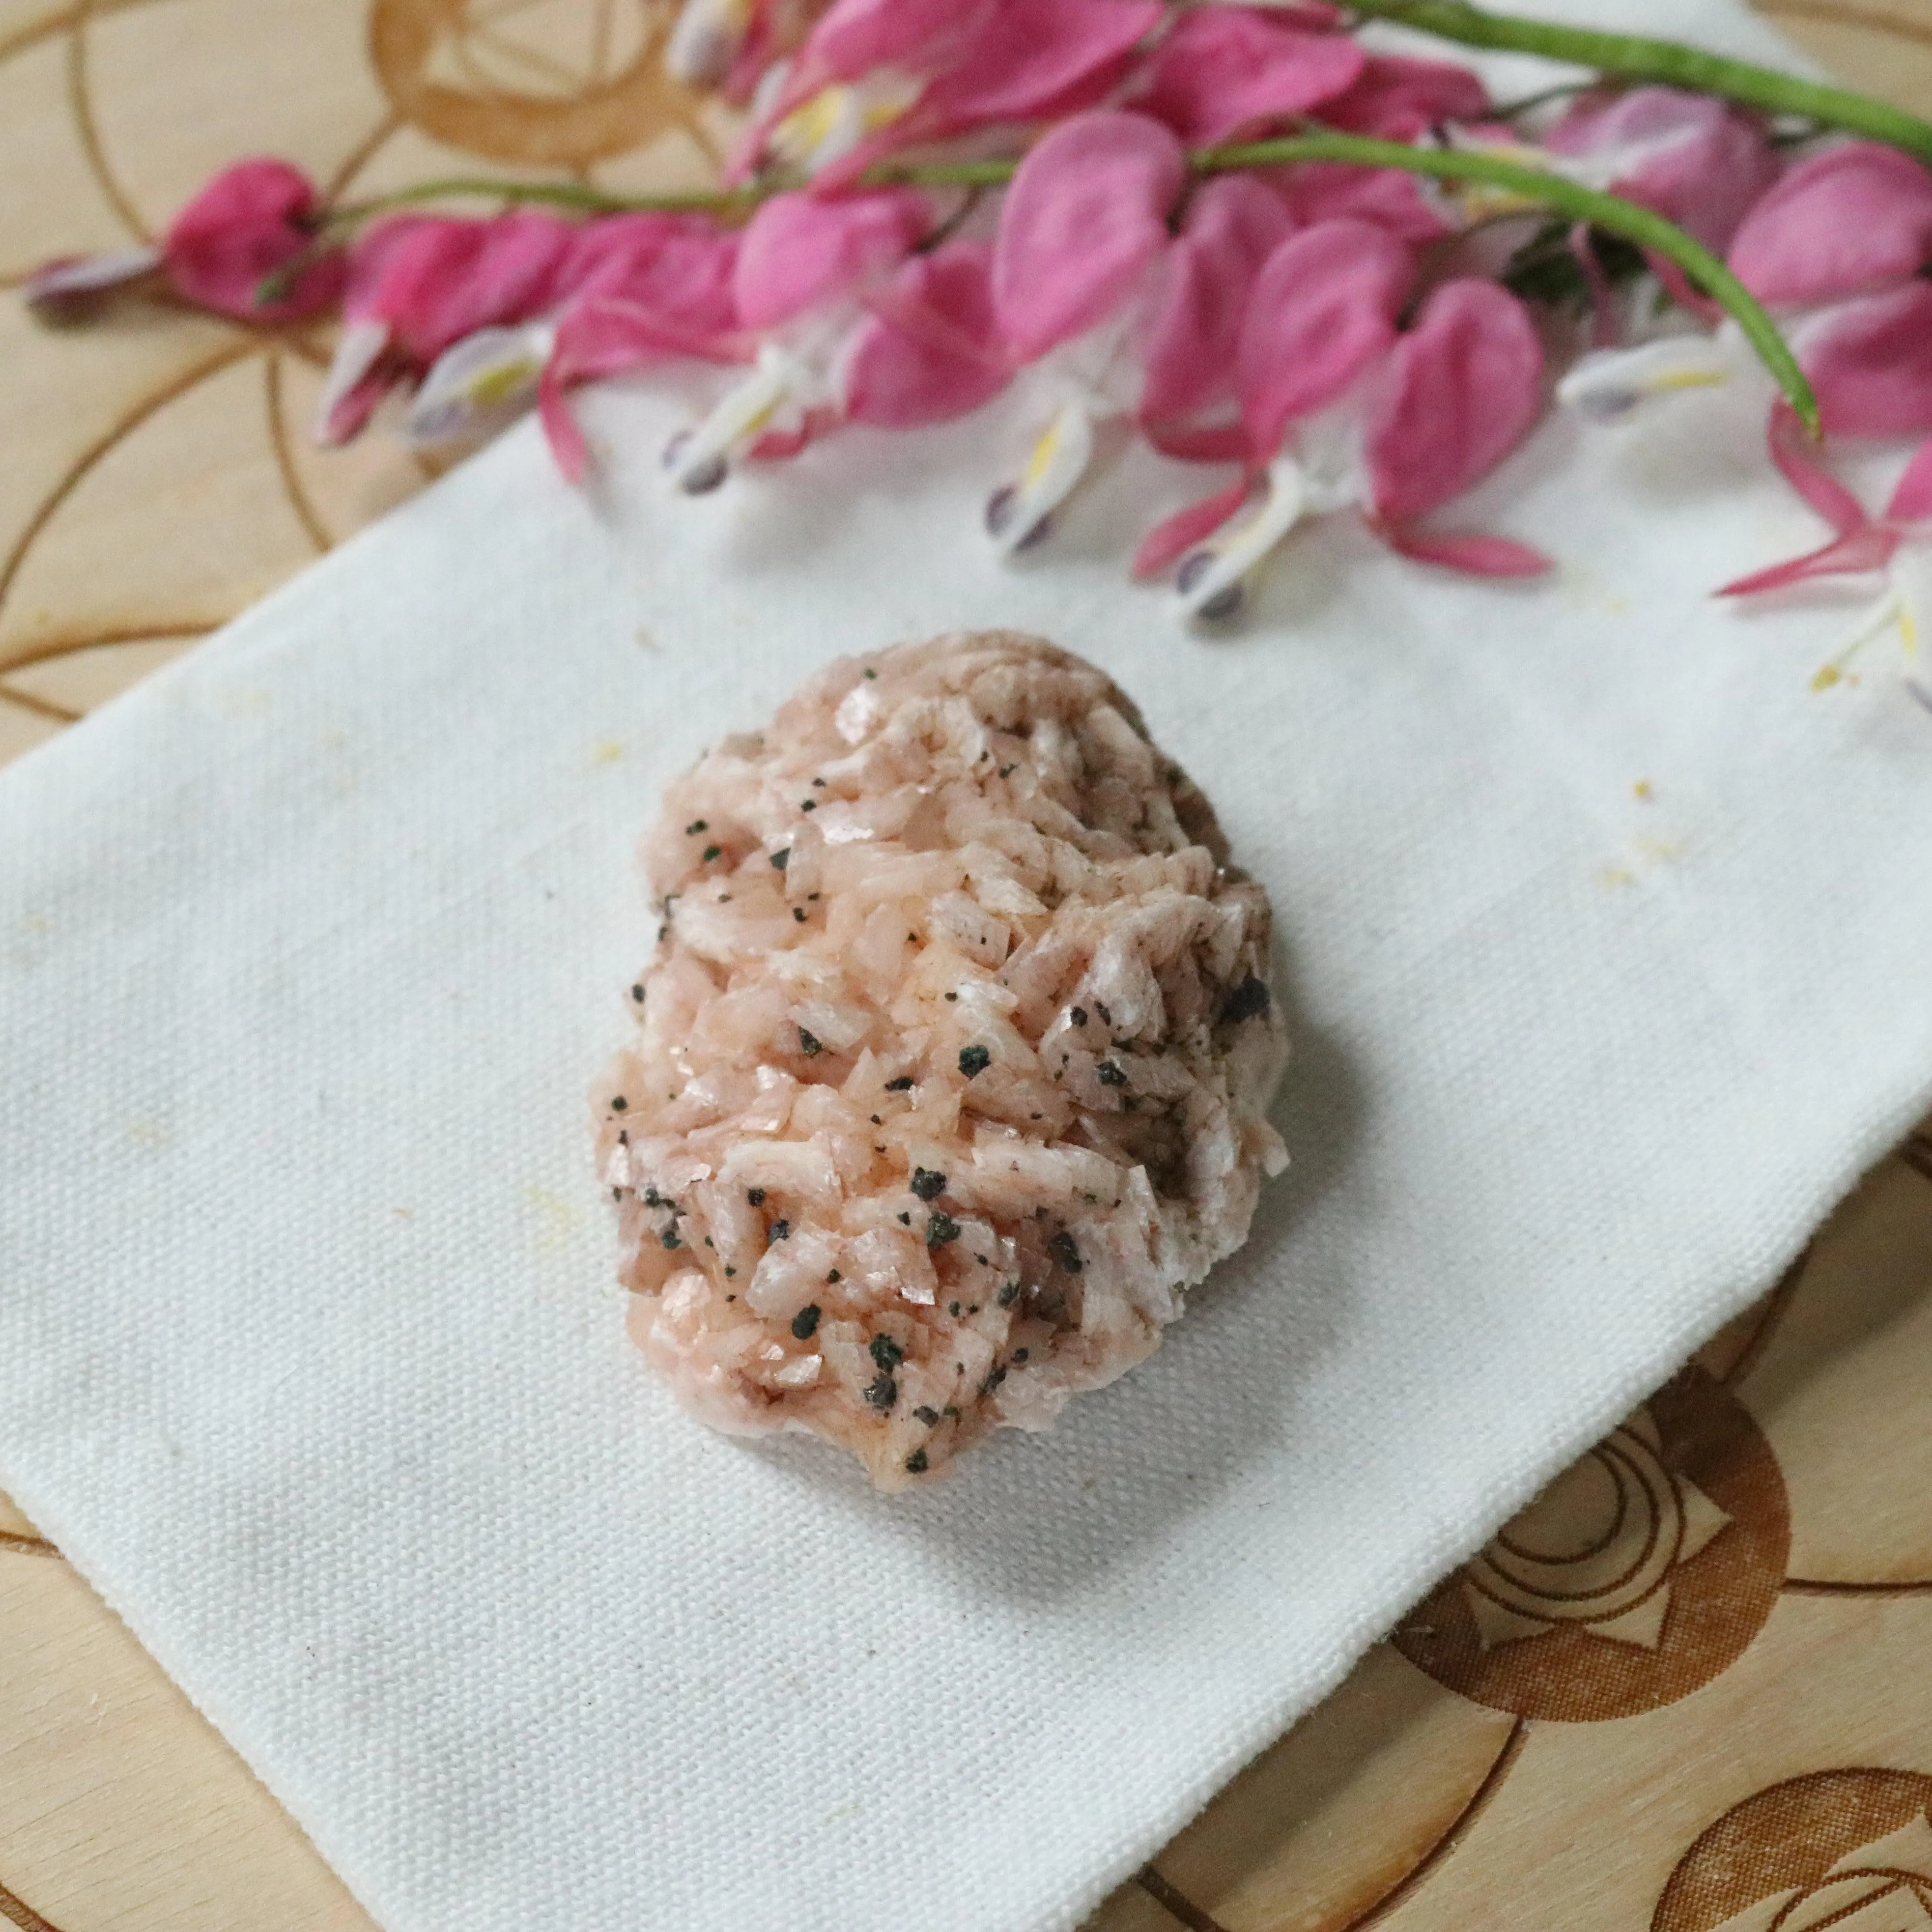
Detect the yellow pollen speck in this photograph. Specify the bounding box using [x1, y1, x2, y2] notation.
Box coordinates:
[592, 739, 624, 765]
[524, 1185, 579, 1250]
[1633, 779, 1653, 802]
[1811, 663, 1843, 691]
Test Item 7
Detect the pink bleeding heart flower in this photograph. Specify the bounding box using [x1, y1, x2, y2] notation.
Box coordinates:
[316, 209, 577, 444]
[1147, 248, 1547, 617]
[1545, 86, 1779, 254]
[1138, 173, 1297, 458]
[654, 187, 930, 491]
[1729, 140, 1932, 307]
[916, 0, 1162, 130]
[559, 211, 743, 340]
[738, 0, 1161, 186]
[733, 186, 928, 328]
[1721, 411, 1932, 701]
[1280, 55, 1488, 245]
[162, 159, 347, 320]
[1134, 4, 1364, 145]
[1564, 141, 1932, 442]
[27, 158, 344, 325]
[1238, 219, 1414, 463]
[1318, 53, 1490, 140]
[1136, 218, 1412, 587]
[1362, 277, 1548, 570]
[993, 111, 1184, 366]
[843, 241, 1010, 426]
[524, 214, 742, 482]
[981, 110, 1186, 550]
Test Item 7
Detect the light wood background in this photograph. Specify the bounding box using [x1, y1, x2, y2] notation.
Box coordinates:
[4, 4, 1932, 1929]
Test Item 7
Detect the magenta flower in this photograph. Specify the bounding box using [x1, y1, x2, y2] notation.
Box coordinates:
[1562, 139, 1932, 437]
[1361, 281, 1550, 573]
[1544, 87, 1779, 253]
[1137, 173, 1296, 458]
[842, 242, 1011, 426]
[524, 215, 743, 481]
[1140, 227, 1547, 619]
[737, 0, 1161, 184]
[982, 110, 1186, 549]
[28, 157, 343, 325]
[734, 186, 928, 328]
[653, 187, 928, 490]
[993, 112, 1183, 363]
[1259, 52, 1494, 246]
[1136, 216, 1413, 598]
[316, 210, 577, 445]
[1134, 4, 1364, 146]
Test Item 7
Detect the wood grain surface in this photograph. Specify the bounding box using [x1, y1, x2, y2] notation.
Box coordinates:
[3, 5, 1932, 1929]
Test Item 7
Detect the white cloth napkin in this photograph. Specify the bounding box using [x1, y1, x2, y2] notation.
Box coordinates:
[5, 9, 1932, 1923]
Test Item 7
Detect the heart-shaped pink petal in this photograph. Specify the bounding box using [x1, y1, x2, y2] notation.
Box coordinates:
[1139, 174, 1296, 429]
[344, 211, 576, 359]
[734, 187, 929, 329]
[992, 110, 1186, 364]
[844, 242, 1012, 426]
[1548, 86, 1778, 254]
[1277, 162, 1453, 242]
[1236, 218, 1413, 458]
[1136, 4, 1364, 145]
[806, 0, 995, 79]
[923, 0, 1163, 130]
[1729, 141, 1932, 306]
[560, 213, 740, 344]
[1365, 279, 1543, 524]
[163, 157, 344, 321]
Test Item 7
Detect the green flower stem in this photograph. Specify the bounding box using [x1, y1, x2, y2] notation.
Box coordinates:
[325, 177, 763, 225]
[1342, 0, 1932, 165]
[1193, 131, 1820, 433]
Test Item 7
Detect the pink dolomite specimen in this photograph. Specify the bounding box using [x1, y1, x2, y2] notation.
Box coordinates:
[595, 633, 1287, 1489]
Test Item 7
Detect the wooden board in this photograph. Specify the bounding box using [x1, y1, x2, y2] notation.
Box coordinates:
[3, 5, 1932, 1928]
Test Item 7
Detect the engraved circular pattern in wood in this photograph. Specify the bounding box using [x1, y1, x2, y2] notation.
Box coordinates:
[1, 6, 1932, 1930]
